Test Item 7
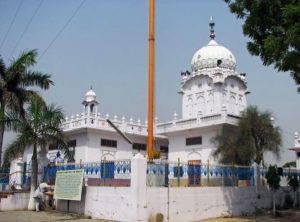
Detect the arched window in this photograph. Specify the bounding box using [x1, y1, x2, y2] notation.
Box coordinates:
[197, 96, 205, 116]
[90, 104, 94, 113]
[239, 97, 244, 112]
[207, 93, 214, 114]
[188, 97, 194, 117]
[229, 96, 236, 114]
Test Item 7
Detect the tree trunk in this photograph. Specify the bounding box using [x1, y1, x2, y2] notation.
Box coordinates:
[273, 191, 276, 216]
[0, 100, 6, 167]
[28, 143, 38, 210]
[0, 121, 4, 167]
[294, 191, 297, 208]
[297, 191, 299, 207]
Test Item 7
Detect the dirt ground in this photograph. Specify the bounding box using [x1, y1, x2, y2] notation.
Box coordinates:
[200, 207, 300, 222]
[200, 215, 299, 222]
[0, 210, 299, 222]
[0, 210, 115, 222]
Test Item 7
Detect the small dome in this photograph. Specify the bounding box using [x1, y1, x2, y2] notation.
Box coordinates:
[85, 88, 96, 102]
[191, 39, 236, 71]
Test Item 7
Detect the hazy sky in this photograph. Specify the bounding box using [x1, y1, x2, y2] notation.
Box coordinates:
[0, 0, 299, 166]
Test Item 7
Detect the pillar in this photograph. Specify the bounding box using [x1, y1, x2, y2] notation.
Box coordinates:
[9, 157, 24, 190]
[131, 153, 147, 221]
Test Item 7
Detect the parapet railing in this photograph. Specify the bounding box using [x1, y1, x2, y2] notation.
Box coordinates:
[0, 169, 32, 192]
[260, 167, 300, 186]
[146, 160, 300, 188]
[156, 114, 239, 134]
[146, 160, 254, 187]
[61, 114, 149, 135]
[61, 113, 240, 136]
[43, 159, 131, 187]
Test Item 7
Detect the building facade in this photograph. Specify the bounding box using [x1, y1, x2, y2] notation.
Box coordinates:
[290, 132, 300, 169]
[20, 19, 248, 169]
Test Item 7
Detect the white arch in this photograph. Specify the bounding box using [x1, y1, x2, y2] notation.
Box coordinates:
[197, 96, 205, 116]
[188, 97, 194, 117]
[101, 153, 115, 161]
[207, 93, 214, 114]
[229, 95, 236, 114]
[187, 151, 201, 161]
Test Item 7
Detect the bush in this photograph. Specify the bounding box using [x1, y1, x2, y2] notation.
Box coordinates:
[283, 194, 294, 209]
[266, 165, 280, 191]
[288, 175, 299, 192]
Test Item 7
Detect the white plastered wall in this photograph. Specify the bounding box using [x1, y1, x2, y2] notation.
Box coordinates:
[168, 126, 222, 164]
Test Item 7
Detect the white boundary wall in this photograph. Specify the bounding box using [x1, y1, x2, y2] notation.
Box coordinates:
[56, 155, 297, 222]
[0, 192, 30, 211]
[57, 153, 147, 222]
[57, 187, 135, 221]
[57, 184, 293, 222]
[2, 155, 297, 221]
[146, 186, 292, 222]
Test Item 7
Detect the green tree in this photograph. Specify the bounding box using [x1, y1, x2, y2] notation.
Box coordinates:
[213, 106, 282, 165]
[283, 161, 296, 168]
[224, 0, 300, 91]
[3, 98, 65, 209]
[287, 175, 299, 207]
[0, 50, 53, 166]
[266, 165, 281, 216]
[211, 126, 254, 165]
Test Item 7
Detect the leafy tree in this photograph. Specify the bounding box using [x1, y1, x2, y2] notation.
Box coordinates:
[212, 106, 282, 165]
[3, 98, 66, 209]
[266, 165, 281, 216]
[211, 126, 254, 165]
[287, 175, 299, 207]
[283, 161, 296, 168]
[0, 50, 53, 166]
[224, 0, 300, 92]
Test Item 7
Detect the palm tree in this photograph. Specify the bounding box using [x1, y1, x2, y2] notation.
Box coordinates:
[3, 98, 66, 209]
[211, 126, 255, 165]
[213, 106, 282, 165]
[0, 50, 53, 166]
[239, 106, 282, 165]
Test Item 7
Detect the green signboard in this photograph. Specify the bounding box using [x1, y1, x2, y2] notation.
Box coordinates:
[54, 169, 84, 201]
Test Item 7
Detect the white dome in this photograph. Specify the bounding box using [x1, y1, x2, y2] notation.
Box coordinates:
[85, 89, 96, 102]
[191, 39, 236, 71]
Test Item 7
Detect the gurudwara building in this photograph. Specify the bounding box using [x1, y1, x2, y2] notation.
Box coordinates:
[6, 19, 300, 222]
[40, 22, 248, 166]
[21, 20, 248, 168]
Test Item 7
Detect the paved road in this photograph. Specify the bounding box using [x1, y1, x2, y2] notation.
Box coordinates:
[0, 210, 116, 222]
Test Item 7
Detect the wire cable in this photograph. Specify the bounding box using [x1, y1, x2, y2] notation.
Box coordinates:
[38, 0, 86, 61]
[8, 0, 44, 59]
[0, 0, 24, 51]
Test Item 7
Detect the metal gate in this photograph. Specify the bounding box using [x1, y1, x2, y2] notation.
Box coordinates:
[101, 161, 114, 178]
[188, 160, 201, 186]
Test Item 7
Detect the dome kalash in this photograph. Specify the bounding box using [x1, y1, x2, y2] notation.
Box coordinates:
[191, 18, 236, 72]
[191, 39, 236, 71]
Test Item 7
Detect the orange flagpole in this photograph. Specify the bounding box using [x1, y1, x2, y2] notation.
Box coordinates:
[147, 0, 155, 159]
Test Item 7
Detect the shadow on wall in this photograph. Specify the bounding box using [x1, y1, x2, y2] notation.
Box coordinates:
[221, 185, 297, 217]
